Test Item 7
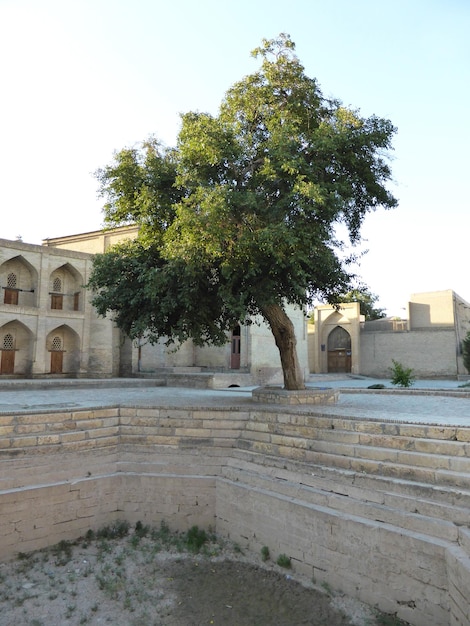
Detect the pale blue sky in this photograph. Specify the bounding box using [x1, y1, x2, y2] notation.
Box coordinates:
[1, 0, 469, 314]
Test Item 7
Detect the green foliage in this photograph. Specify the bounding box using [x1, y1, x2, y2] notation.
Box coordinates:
[184, 526, 209, 553]
[390, 360, 415, 388]
[462, 331, 470, 374]
[96, 520, 130, 540]
[339, 287, 386, 320]
[276, 553, 291, 568]
[51, 540, 74, 566]
[261, 545, 270, 561]
[134, 521, 149, 538]
[89, 33, 397, 389]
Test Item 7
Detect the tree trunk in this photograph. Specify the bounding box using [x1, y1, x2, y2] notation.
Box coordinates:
[260, 303, 305, 390]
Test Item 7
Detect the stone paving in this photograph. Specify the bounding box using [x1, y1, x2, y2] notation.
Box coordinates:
[0, 375, 469, 426]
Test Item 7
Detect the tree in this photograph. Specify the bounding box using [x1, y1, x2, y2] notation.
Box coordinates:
[88, 34, 397, 390]
[339, 287, 386, 320]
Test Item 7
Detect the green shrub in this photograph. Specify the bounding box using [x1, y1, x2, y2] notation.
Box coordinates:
[261, 546, 270, 562]
[276, 553, 291, 568]
[390, 360, 414, 388]
[96, 520, 130, 540]
[184, 526, 208, 553]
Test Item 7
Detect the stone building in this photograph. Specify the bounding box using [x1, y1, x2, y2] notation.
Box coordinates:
[309, 290, 470, 378]
[3, 225, 468, 382]
[0, 237, 117, 377]
[1, 228, 309, 384]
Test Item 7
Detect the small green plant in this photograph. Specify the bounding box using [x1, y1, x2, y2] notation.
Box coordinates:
[96, 520, 130, 540]
[134, 520, 149, 538]
[184, 526, 208, 553]
[390, 359, 415, 388]
[276, 553, 291, 568]
[51, 540, 74, 566]
[261, 546, 270, 562]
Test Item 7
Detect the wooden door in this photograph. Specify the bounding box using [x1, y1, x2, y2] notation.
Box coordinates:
[327, 349, 352, 373]
[231, 326, 241, 369]
[4, 289, 19, 305]
[0, 350, 15, 374]
[51, 294, 63, 310]
[50, 351, 63, 374]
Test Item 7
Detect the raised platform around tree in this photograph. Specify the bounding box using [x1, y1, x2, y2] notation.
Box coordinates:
[252, 386, 339, 405]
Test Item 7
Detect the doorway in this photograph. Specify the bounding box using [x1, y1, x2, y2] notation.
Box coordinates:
[50, 336, 64, 374]
[327, 326, 352, 373]
[0, 350, 15, 374]
[231, 325, 241, 369]
[1, 333, 15, 374]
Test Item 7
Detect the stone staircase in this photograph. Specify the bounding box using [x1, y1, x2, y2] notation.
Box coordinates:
[228, 412, 470, 538]
[216, 409, 470, 626]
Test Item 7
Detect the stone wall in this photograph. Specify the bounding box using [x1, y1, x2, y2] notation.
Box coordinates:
[1, 404, 470, 626]
[360, 328, 457, 378]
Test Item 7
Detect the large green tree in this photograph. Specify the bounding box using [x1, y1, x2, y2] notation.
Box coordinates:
[89, 34, 397, 390]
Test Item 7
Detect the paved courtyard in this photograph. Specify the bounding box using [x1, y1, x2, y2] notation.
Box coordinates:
[0, 376, 469, 427]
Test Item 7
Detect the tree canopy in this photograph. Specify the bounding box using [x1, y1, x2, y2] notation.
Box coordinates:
[339, 287, 386, 320]
[88, 34, 397, 389]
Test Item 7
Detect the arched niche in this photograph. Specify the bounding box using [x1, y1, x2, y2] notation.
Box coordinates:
[46, 324, 81, 374]
[0, 319, 34, 375]
[49, 263, 84, 312]
[0, 255, 38, 307]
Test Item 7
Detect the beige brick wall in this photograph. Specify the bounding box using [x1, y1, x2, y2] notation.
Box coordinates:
[1, 404, 469, 626]
[360, 328, 457, 377]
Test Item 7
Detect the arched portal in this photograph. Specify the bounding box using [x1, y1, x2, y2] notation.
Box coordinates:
[327, 326, 352, 373]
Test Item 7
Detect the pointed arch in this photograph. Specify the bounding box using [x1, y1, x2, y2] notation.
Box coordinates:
[327, 326, 352, 373]
[46, 324, 81, 375]
[49, 263, 84, 311]
[0, 320, 34, 375]
[0, 255, 38, 307]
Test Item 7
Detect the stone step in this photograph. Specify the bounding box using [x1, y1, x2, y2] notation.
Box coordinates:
[228, 449, 470, 514]
[305, 439, 470, 473]
[221, 463, 460, 543]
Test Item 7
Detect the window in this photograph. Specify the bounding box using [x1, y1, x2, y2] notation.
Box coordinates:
[51, 336, 62, 351]
[7, 273, 17, 288]
[2, 333, 14, 350]
[51, 276, 63, 310]
[4, 273, 19, 305]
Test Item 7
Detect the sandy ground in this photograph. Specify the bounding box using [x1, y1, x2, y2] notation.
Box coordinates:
[0, 523, 409, 626]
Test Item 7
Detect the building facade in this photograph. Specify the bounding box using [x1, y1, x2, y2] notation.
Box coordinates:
[1, 229, 309, 384]
[0, 237, 119, 377]
[309, 290, 470, 379]
[3, 226, 467, 382]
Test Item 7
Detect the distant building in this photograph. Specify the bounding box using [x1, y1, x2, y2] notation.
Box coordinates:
[309, 290, 470, 378]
